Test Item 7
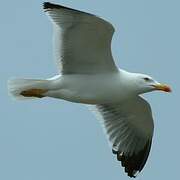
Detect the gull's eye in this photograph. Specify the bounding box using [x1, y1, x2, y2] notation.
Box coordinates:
[143, 77, 150, 81]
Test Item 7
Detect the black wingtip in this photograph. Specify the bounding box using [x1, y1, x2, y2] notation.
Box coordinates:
[113, 140, 152, 178]
[43, 2, 50, 9]
[43, 2, 78, 11]
[43, 2, 95, 17]
[43, 2, 60, 10]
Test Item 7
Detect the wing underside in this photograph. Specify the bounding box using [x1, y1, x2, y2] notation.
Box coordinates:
[43, 2, 118, 74]
[93, 96, 154, 177]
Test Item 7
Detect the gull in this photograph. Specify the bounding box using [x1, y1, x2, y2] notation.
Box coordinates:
[8, 2, 171, 178]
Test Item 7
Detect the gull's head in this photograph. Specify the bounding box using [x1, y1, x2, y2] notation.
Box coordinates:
[133, 74, 172, 94]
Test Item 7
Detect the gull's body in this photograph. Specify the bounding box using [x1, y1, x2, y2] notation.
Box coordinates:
[8, 2, 171, 178]
[46, 70, 143, 104]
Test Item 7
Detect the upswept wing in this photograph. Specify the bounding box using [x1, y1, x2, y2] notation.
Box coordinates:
[43, 2, 118, 74]
[94, 96, 154, 177]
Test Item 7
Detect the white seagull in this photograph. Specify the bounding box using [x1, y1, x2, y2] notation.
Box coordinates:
[8, 2, 171, 178]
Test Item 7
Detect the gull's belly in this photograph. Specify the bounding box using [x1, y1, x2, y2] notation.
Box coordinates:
[60, 83, 120, 104]
[47, 73, 132, 104]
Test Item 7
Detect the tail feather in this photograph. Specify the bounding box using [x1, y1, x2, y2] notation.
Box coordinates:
[7, 78, 49, 100]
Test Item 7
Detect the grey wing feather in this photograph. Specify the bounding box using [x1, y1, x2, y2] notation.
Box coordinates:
[43, 2, 118, 74]
[93, 96, 154, 177]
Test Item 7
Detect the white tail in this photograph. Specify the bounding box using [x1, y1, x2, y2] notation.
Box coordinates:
[7, 78, 49, 100]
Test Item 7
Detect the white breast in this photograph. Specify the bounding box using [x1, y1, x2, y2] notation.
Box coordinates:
[46, 71, 135, 104]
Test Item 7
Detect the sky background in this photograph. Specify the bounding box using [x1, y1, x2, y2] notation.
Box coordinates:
[0, 0, 179, 179]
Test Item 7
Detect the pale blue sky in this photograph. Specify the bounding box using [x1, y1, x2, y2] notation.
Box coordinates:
[0, 0, 179, 179]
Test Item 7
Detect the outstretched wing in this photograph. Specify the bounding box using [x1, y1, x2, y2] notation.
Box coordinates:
[43, 2, 118, 74]
[93, 96, 154, 178]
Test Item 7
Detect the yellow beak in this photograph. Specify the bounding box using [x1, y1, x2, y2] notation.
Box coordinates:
[153, 84, 172, 92]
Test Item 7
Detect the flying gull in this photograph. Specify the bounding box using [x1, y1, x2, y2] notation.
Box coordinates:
[8, 2, 171, 178]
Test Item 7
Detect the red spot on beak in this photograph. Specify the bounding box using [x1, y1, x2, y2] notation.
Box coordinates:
[153, 84, 172, 92]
